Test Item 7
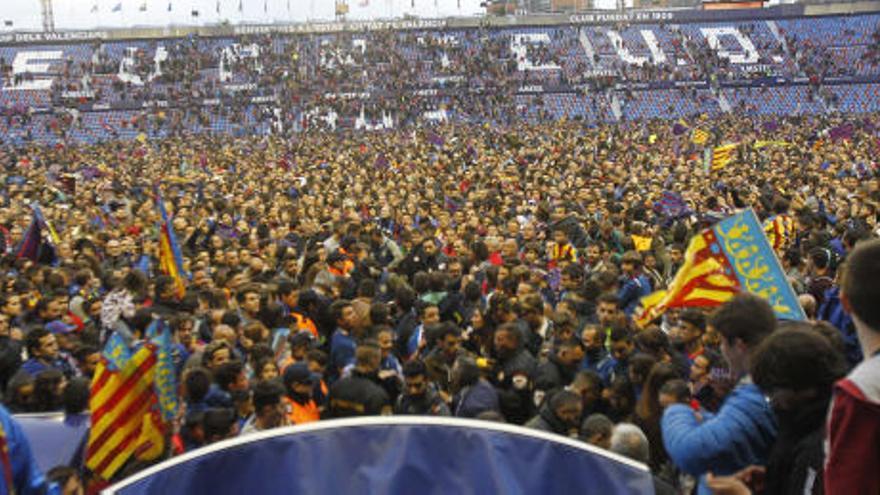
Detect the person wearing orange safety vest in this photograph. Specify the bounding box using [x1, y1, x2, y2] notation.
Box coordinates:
[281, 363, 321, 425]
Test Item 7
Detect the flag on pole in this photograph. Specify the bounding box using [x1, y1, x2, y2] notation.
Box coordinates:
[239, 0, 243, 12]
[168, 2, 173, 11]
[155, 187, 187, 299]
[15, 213, 41, 261]
[112, 2, 123, 12]
[217, 0, 221, 13]
[31, 204, 60, 246]
[139, 2, 147, 12]
[672, 118, 688, 136]
[636, 209, 805, 327]
[690, 128, 710, 146]
[91, 3, 99, 13]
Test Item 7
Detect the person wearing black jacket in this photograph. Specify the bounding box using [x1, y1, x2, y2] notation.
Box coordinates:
[0, 314, 22, 392]
[525, 390, 582, 438]
[491, 323, 537, 424]
[398, 238, 445, 282]
[150, 275, 187, 317]
[326, 341, 390, 418]
[394, 360, 450, 416]
[533, 337, 584, 407]
[747, 324, 847, 495]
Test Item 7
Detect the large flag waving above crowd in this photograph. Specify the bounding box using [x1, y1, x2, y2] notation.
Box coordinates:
[636, 209, 806, 327]
[85, 319, 178, 481]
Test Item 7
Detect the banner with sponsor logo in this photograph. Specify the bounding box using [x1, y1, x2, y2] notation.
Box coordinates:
[569, 4, 803, 25]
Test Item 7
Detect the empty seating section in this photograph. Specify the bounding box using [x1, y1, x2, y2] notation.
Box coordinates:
[620, 89, 721, 120]
[779, 15, 880, 76]
[828, 83, 880, 113]
[724, 86, 825, 115]
[516, 92, 613, 122]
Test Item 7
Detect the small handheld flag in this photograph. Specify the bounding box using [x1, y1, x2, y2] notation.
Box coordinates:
[155, 187, 187, 298]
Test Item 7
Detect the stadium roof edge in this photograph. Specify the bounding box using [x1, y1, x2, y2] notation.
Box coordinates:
[0, 1, 879, 45]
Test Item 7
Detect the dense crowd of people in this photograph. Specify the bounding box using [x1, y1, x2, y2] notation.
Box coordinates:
[0, 94, 878, 494]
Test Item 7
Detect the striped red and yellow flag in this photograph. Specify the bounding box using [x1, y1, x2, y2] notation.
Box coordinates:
[763, 214, 795, 252]
[156, 188, 187, 298]
[635, 228, 740, 327]
[158, 225, 185, 298]
[709, 143, 738, 171]
[690, 128, 710, 146]
[85, 338, 160, 480]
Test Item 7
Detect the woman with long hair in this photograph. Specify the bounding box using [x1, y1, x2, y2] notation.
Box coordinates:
[635, 362, 680, 479]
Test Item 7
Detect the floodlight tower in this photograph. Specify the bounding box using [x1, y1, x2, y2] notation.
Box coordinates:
[40, 0, 55, 32]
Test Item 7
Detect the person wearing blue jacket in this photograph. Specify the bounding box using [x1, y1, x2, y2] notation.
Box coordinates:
[451, 357, 500, 418]
[661, 294, 778, 495]
[0, 404, 58, 495]
[617, 251, 652, 318]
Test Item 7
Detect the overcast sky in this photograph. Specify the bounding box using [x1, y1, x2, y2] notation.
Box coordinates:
[1, 0, 488, 31]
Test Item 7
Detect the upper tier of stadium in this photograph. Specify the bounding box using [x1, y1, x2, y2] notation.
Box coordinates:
[2, 4, 880, 144]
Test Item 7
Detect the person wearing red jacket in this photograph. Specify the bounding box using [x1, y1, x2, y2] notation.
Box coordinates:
[825, 239, 880, 495]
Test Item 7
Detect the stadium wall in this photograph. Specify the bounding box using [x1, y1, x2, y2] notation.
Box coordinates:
[2, 1, 880, 44]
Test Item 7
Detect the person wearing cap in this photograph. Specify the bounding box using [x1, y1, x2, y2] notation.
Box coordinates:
[281, 362, 320, 425]
[45, 321, 78, 353]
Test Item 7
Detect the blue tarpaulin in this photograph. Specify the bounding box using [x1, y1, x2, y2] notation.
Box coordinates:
[106, 417, 654, 495]
[15, 413, 89, 473]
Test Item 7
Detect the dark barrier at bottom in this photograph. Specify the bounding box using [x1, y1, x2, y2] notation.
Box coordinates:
[105, 417, 654, 495]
